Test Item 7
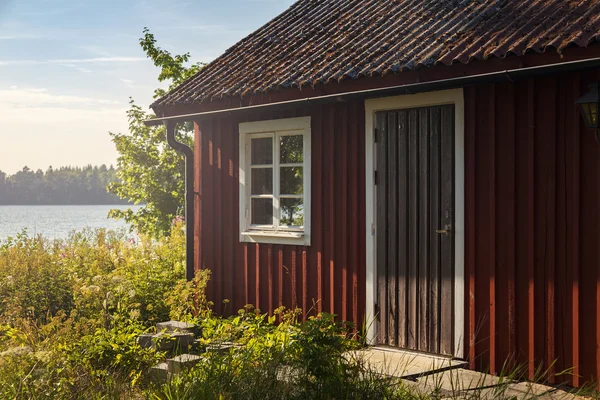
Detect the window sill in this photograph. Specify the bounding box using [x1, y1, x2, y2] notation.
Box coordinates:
[240, 230, 310, 246]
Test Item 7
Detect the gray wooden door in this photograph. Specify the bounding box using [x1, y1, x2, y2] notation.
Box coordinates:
[376, 105, 455, 355]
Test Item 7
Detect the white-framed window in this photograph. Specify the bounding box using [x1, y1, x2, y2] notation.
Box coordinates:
[239, 117, 311, 246]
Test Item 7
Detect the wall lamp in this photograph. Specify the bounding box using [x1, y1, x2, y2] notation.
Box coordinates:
[576, 82, 600, 142]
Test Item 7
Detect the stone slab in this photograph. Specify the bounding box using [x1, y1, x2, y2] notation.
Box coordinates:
[417, 368, 512, 392]
[156, 321, 200, 335]
[205, 342, 240, 354]
[137, 332, 195, 352]
[348, 347, 466, 378]
[149, 362, 170, 383]
[167, 354, 204, 375]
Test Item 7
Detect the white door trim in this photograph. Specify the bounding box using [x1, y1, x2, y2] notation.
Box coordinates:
[364, 88, 465, 358]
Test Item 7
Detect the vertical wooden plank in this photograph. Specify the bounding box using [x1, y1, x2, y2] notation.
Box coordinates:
[407, 109, 419, 350]
[351, 101, 360, 327]
[506, 83, 517, 369]
[329, 105, 336, 315]
[546, 79, 557, 384]
[466, 87, 477, 368]
[268, 244, 274, 314]
[301, 249, 307, 314]
[571, 73, 581, 388]
[418, 107, 430, 352]
[397, 110, 409, 348]
[223, 118, 235, 308]
[194, 122, 203, 275]
[255, 243, 261, 311]
[278, 248, 284, 309]
[387, 111, 399, 346]
[215, 119, 224, 312]
[596, 71, 600, 390]
[340, 105, 348, 321]
[205, 119, 215, 302]
[376, 111, 388, 343]
[527, 79, 536, 379]
[429, 107, 441, 354]
[357, 100, 367, 330]
[488, 86, 497, 374]
[244, 244, 249, 306]
[313, 107, 324, 316]
[440, 105, 455, 355]
[291, 247, 297, 309]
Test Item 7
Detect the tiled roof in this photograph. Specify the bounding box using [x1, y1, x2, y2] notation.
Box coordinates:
[152, 0, 600, 109]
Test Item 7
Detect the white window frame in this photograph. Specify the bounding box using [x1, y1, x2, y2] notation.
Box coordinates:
[239, 117, 311, 246]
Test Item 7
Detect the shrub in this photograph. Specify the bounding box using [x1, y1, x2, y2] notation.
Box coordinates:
[0, 224, 185, 399]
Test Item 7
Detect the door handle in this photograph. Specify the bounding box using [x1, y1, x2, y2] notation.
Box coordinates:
[436, 225, 453, 236]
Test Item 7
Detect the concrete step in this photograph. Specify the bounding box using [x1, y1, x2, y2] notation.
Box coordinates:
[205, 341, 240, 355]
[167, 354, 204, 375]
[137, 332, 195, 353]
[148, 362, 170, 383]
[156, 320, 200, 336]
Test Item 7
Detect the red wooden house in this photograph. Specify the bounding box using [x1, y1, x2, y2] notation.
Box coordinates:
[147, 0, 600, 387]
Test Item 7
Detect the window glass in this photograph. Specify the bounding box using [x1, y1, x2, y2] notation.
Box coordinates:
[251, 168, 273, 195]
[280, 198, 304, 227]
[251, 137, 273, 165]
[251, 198, 273, 225]
[280, 135, 303, 164]
[280, 167, 303, 195]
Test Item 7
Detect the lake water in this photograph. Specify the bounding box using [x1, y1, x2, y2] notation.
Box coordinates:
[0, 205, 142, 241]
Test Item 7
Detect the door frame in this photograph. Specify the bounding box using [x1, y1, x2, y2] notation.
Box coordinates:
[364, 89, 465, 358]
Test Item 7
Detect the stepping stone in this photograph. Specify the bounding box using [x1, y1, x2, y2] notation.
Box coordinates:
[156, 321, 200, 336]
[205, 342, 239, 354]
[149, 362, 170, 383]
[167, 354, 204, 375]
[137, 332, 195, 352]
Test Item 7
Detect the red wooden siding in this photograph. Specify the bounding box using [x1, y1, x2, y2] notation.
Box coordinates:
[193, 67, 600, 387]
[193, 101, 366, 326]
[464, 69, 600, 386]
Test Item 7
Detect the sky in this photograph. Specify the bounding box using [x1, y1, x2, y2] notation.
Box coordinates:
[0, 0, 295, 174]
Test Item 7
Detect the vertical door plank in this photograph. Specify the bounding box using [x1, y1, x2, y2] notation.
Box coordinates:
[387, 112, 399, 346]
[440, 105, 456, 355]
[407, 109, 419, 350]
[418, 108, 430, 352]
[429, 107, 441, 354]
[376, 112, 388, 344]
[397, 111, 409, 348]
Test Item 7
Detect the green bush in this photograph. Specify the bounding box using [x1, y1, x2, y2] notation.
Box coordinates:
[0, 224, 185, 399]
[0, 225, 419, 399]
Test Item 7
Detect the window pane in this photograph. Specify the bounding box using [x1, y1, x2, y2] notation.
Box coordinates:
[251, 198, 273, 225]
[251, 137, 273, 165]
[280, 135, 303, 164]
[280, 167, 303, 195]
[281, 198, 304, 227]
[251, 168, 273, 194]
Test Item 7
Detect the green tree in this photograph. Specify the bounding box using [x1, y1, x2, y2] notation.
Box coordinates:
[108, 28, 204, 237]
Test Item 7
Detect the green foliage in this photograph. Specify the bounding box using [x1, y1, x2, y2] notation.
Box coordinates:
[108, 28, 205, 237]
[0, 165, 126, 205]
[0, 225, 185, 399]
[166, 269, 213, 322]
[153, 310, 410, 400]
[139, 27, 204, 100]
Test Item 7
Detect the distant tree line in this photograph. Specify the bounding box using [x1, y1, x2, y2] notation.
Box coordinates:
[0, 165, 130, 205]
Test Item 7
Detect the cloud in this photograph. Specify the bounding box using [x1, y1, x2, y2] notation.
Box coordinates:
[0, 86, 120, 107]
[59, 63, 93, 74]
[120, 78, 135, 88]
[0, 34, 39, 40]
[0, 57, 147, 66]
